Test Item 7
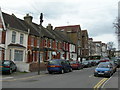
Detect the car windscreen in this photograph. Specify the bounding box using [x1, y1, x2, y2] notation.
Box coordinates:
[82, 61, 88, 64]
[70, 61, 76, 64]
[97, 64, 110, 68]
[3, 61, 10, 65]
[48, 60, 60, 64]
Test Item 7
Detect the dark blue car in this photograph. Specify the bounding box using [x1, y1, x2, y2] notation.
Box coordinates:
[94, 62, 114, 77]
[47, 59, 72, 74]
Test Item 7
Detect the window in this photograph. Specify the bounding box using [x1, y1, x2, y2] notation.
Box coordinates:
[12, 31, 16, 43]
[0, 31, 2, 44]
[9, 49, 12, 60]
[14, 50, 23, 61]
[50, 39, 52, 48]
[31, 37, 34, 46]
[37, 38, 40, 47]
[20, 34, 24, 44]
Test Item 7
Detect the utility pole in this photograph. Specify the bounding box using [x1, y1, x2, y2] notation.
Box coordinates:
[38, 13, 43, 75]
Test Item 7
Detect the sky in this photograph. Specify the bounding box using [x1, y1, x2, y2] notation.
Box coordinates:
[0, 0, 119, 49]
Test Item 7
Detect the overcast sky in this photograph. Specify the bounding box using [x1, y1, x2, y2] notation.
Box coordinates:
[0, 0, 119, 49]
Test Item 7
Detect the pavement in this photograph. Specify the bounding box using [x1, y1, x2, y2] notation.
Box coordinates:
[101, 68, 120, 88]
[1, 70, 48, 81]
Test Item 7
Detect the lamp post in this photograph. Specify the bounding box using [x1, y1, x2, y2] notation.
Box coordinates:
[38, 13, 43, 75]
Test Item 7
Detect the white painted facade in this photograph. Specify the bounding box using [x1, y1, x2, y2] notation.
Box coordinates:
[0, 8, 5, 60]
[69, 44, 77, 60]
[101, 44, 107, 57]
[4, 28, 29, 72]
[93, 42, 102, 56]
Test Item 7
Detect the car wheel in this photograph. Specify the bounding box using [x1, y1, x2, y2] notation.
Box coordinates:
[14, 67, 17, 72]
[78, 67, 80, 70]
[94, 74, 97, 77]
[9, 69, 12, 74]
[48, 71, 52, 74]
[69, 68, 72, 72]
[107, 73, 112, 78]
[60, 69, 64, 74]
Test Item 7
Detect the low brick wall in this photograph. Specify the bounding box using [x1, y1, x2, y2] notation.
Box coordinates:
[29, 62, 47, 72]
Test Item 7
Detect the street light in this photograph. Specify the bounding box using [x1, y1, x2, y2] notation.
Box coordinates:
[38, 13, 43, 75]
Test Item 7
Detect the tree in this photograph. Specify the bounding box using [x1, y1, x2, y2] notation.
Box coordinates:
[107, 42, 116, 58]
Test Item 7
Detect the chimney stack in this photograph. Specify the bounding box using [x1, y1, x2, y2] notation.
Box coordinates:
[46, 23, 53, 30]
[24, 14, 33, 23]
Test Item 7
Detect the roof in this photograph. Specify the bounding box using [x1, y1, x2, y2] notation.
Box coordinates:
[89, 38, 93, 40]
[93, 41, 102, 43]
[2, 12, 55, 39]
[54, 25, 81, 32]
[53, 30, 74, 44]
[2, 12, 28, 32]
[2, 12, 75, 43]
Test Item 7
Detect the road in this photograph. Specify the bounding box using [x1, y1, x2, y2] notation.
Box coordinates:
[1, 66, 119, 89]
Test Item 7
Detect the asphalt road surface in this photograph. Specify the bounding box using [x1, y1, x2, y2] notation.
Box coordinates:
[1, 66, 119, 89]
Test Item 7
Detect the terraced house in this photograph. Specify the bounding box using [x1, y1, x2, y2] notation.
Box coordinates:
[0, 9, 6, 60]
[54, 25, 82, 61]
[0, 10, 77, 72]
[81, 30, 89, 59]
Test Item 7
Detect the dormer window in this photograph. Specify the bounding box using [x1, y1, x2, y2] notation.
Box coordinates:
[12, 31, 16, 43]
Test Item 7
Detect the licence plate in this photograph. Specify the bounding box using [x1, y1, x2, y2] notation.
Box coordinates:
[50, 66, 55, 67]
[98, 73, 104, 75]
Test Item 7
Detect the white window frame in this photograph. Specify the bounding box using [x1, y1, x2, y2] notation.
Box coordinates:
[14, 50, 23, 61]
[12, 31, 16, 43]
[20, 33, 24, 44]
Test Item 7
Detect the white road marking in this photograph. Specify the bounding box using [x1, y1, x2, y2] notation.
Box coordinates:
[1, 77, 13, 80]
[89, 75, 93, 77]
[101, 76, 112, 88]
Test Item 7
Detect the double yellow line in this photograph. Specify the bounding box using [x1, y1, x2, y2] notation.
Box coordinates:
[94, 78, 108, 90]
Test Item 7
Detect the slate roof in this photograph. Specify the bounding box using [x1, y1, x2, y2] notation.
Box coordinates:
[54, 25, 81, 32]
[53, 30, 74, 44]
[2, 12, 28, 32]
[2, 12, 75, 43]
[2, 12, 55, 39]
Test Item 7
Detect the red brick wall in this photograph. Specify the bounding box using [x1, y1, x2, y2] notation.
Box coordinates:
[34, 37, 37, 47]
[0, 50, 4, 60]
[29, 62, 47, 72]
[2, 31, 6, 44]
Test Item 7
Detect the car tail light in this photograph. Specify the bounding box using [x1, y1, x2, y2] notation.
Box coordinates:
[47, 65, 62, 67]
[55, 65, 62, 67]
[72, 64, 77, 66]
[4, 66, 10, 68]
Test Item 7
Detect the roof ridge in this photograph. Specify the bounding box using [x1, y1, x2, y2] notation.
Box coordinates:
[55, 25, 80, 28]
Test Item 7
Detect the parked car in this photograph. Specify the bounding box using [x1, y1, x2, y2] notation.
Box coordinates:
[110, 61, 117, 73]
[70, 61, 83, 70]
[94, 62, 114, 77]
[47, 59, 72, 74]
[82, 60, 91, 68]
[99, 58, 110, 62]
[89, 60, 97, 66]
[113, 58, 120, 68]
[0, 60, 17, 74]
[94, 59, 101, 65]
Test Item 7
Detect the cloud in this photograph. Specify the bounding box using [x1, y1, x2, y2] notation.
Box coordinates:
[0, 0, 119, 48]
[93, 33, 118, 49]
